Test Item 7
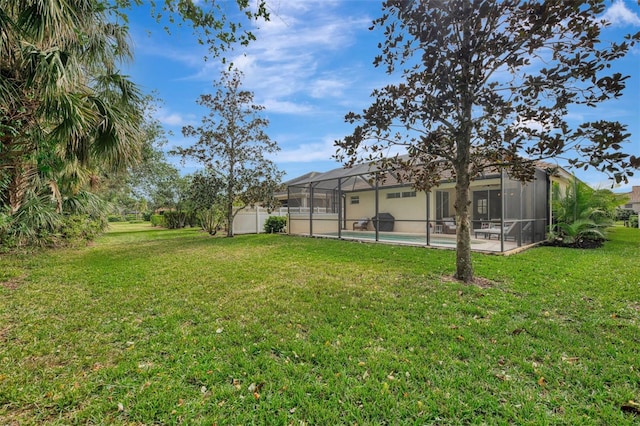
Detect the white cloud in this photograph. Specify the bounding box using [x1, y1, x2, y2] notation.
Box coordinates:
[514, 118, 550, 133]
[563, 111, 586, 123]
[154, 108, 196, 128]
[263, 99, 314, 115]
[159, 112, 185, 126]
[601, 0, 640, 27]
[275, 136, 341, 163]
[309, 78, 347, 99]
[226, 2, 372, 107]
[130, 0, 376, 117]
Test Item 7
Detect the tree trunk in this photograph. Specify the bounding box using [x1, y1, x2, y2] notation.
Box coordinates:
[454, 165, 473, 282]
[226, 176, 234, 237]
[7, 162, 34, 214]
[226, 198, 234, 237]
[454, 20, 475, 284]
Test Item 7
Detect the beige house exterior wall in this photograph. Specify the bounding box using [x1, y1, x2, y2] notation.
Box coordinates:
[340, 179, 501, 233]
[288, 214, 339, 235]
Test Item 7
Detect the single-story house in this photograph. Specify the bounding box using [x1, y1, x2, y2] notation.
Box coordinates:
[282, 161, 574, 253]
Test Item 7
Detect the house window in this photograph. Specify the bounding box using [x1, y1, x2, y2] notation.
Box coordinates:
[350, 196, 359, 205]
[387, 191, 415, 199]
[477, 198, 487, 214]
[436, 191, 449, 219]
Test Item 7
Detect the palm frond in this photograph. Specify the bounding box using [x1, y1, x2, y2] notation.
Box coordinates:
[10, 189, 61, 246]
[1, 0, 144, 245]
[88, 94, 142, 170]
[48, 179, 62, 213]
[16, 0, 85, 47]
[63, 189, 110, 219]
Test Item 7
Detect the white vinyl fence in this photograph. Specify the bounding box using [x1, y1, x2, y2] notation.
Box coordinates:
[232, 207, 287, 235]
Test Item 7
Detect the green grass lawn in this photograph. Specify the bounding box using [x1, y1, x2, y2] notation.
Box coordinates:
[1, 223, 639, 424]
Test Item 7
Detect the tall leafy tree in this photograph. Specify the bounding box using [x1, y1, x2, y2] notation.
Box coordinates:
[186, 170, 226, 235]
[0, 0, 269, 248]
[125, 99, 185, 212]
[0, 0, 144, 245]
[336, 0, 640, 282]
[177, 69, 282, 237]
[115, 0, 269, 60]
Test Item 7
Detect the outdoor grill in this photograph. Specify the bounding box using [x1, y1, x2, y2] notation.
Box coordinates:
[372, 213, 394, 232]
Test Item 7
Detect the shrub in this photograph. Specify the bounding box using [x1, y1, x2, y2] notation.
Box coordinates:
[164, 211, 188, 229]
[186, 211, 198, 227]
[616, 208, 635, 222]
[150, 214, 165, 227]
[108, 215, 124, 222]
[59, 215, 87, 242]
[547, 178, 624, 248]
[264, 216, 287, 234]
[125, 214, 138, 222]
[59, 214, 106, 245]
[8, 192, 61, 247]
[198, 207, 224, 235]
[0, 190, 108, 249]
[143, 212, 152, 221]
[0, 210, 15, 250]
[630, 215, 639, 228]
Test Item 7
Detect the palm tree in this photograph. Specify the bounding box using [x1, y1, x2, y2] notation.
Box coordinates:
[0, 0, 143, 244]
[549, 178, 626, 247]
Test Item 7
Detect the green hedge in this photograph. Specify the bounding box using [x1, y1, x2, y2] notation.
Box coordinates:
[60, 215, 105, 243]
[150, 214, 165, 227]
[163, 211, 197, 229]
[264, 216, 287, 233]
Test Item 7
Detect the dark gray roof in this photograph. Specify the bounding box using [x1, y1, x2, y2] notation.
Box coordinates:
[287, 157, 575, 192]
[283, 171, 324, 186]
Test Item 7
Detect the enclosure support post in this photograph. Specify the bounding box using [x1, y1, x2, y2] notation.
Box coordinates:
[518, 185, 524, 246]
[426, 191, 431, 246]
[309, 183, 314, 237]
[337, 178, 342, 239]
[374, 173, 379, 242]
[500, 170, 505, 253]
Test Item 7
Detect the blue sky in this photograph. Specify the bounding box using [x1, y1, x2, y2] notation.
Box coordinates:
[124, 0, 640, 192]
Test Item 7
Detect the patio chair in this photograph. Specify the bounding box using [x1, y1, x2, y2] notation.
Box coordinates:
[353, 218, 370, 231]
[475, 221, 517, 240]
[442, 217, 457, 234]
